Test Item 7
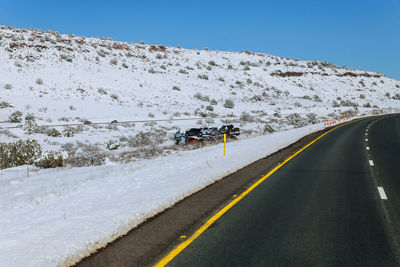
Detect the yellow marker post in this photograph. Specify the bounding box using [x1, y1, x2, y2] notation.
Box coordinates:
[323, 116, 325, 123]
[224, 134, 226, 156]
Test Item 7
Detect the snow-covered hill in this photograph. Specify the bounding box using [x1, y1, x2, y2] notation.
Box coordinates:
[0, 24, 399, 163]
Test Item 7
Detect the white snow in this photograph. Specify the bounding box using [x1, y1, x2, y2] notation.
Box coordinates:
[1, 123, 329, 266]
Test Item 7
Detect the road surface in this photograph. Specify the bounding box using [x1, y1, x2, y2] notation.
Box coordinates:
[161, 115, 400, 266]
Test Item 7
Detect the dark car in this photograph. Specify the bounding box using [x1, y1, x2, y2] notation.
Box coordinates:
[83, 120, 92, 125]
[219, 125, 240, 136]
[186, 128, 202, 137]
[111, 120, 118, 123]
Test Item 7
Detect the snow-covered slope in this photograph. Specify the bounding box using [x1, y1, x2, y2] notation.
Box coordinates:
[0, 25, 399, 163]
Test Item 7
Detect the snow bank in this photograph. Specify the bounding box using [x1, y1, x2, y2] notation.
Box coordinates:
[0, 123, 330, 266]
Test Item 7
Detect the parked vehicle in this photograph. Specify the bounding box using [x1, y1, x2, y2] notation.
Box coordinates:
[174, 125, 240, 145]
[219, 125, 240, 136]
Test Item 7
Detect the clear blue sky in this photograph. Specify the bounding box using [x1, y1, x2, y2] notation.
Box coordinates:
[1, 0, 399, 79]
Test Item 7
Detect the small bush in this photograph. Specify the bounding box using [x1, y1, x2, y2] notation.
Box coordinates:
[172, 86, 181, 91]
[4, 84, 12, 90]
[396, 84, 400, 88]
[36, 78, 43, 85]
[194, 93, 210, 102]
[23, 113, 38, 134]
[306, 113, 319, 124]
[198, 74, 209, 80]
[0, 139, 42, 169]
[210, 99, 218, 105]
[47, 128, 61, 137]
[313, 95, 322, 102]
[206, 105, 214, 111]
[9, 111, 23, 123]
[286, 113, 307, 128]
[363, 102, 371, 108]
[148, 112, 155, 118]
[63, 127, 75, 137]
[106, 140, 120, 150]
[264, 124, 275, 134]
[110, 94, 119, 100]
[340, 100, 359, 107]
[98, 88, 107, 95]
[332, 101, 340, 107]
[179, 69, 188, 74]
[240, 112, 255, 122]
[110, 58, 118, 65]
[35, 152, 65, 168]
[122, 62, 129, 68]
[0, 101, 13, 108]
[359, 94, 365, 99]
[392, 94, 400, 100]
[218, 77, 225, 82]
[385, 92, 390, 98]
[208, 60, 216, 66]
[224, 99, 235, 109]
[294, 102, 302, 107]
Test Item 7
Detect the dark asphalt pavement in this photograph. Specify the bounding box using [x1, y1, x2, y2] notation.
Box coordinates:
[167, 115, 400, 266]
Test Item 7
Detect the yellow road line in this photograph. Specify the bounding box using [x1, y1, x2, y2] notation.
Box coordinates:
[155, 121, 354, 267]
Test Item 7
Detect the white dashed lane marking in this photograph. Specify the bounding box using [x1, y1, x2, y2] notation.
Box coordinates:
[366, 146, 370, 150]
[378, 187, 388, 200]
[369, 160, 374, 166]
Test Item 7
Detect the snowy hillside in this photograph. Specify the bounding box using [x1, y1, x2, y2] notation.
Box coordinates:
[1, 25, 399, 165]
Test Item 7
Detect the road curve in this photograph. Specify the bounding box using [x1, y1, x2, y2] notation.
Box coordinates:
[161, 115, 400, 266]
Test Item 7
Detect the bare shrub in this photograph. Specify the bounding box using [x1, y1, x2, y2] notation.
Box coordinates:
[98, 88, 107, 95]
[172, 86, 180, 91]
[4, 84, 12, 90]
[194, 93, 210, 102]
[264, 124, 275, 133]
[286, 113, 307, 128]
[110, 58, 118, 65]
[36, 78, 43, 85]
[240, 112, 255, 122]
[65, 143, 108, 167]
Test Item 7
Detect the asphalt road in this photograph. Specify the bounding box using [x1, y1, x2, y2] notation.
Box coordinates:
[164, 115, 400, 266]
